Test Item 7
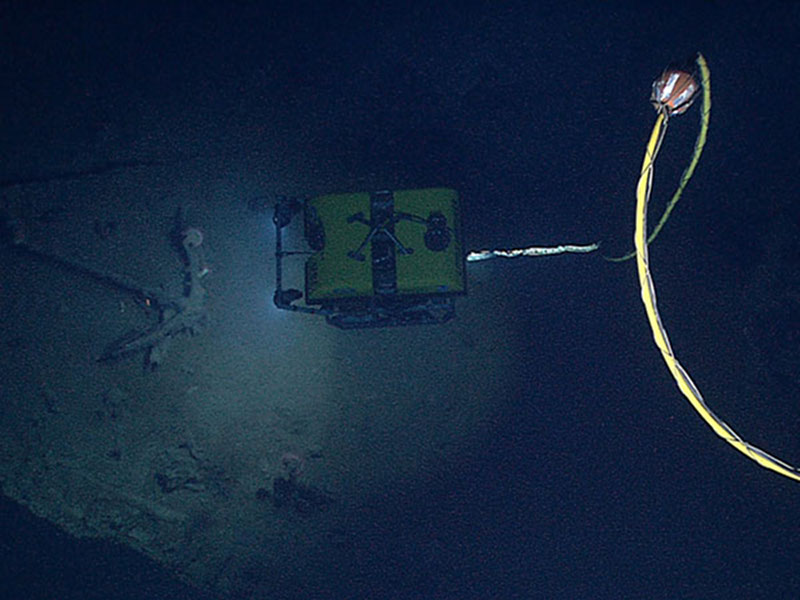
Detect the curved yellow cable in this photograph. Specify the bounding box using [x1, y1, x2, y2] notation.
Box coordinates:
[609, 54, 712, 262]
[635, 54, 800, 481]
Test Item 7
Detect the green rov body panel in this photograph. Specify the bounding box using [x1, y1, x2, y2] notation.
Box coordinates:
[305, 188, 465, 303]
[394, 188, 465, 295]
[305, 192, 373, 302]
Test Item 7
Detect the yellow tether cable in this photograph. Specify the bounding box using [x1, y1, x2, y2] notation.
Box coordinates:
[635, 53, 800, 481]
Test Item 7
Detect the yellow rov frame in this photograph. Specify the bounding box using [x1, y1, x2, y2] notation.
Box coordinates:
[273, 188, 467, 328]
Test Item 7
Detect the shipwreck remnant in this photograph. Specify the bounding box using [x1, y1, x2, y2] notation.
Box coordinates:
[98, 226, 209, 369]
[5, 208, 209, 370]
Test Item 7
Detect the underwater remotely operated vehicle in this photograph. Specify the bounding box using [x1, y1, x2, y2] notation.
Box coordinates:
[272, 187, 597, 329]
[273, 188, 467, 329]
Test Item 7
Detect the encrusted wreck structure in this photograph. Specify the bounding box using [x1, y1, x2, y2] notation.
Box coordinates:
[98, 226, 209, 369]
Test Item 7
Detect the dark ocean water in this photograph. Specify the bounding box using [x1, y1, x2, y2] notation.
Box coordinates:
[2, 1, 798, 598]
